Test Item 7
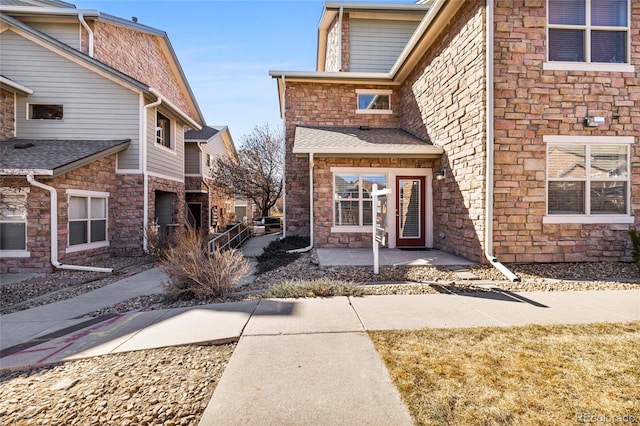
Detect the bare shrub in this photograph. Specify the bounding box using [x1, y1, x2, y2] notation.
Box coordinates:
[159, 230, 250, 301]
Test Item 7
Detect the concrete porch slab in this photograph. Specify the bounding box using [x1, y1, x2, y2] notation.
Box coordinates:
[315, 247, 475, 268]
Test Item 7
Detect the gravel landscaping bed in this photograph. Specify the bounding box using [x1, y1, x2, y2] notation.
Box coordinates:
[0, 257, 155, 315]
[3, 252, 638, 317]
[1, 251, 637, 424]
[0, 344, 234, 425]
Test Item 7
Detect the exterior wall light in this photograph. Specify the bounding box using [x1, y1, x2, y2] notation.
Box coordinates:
[436, 169, 446, 181]
[584, 116, 605, 127]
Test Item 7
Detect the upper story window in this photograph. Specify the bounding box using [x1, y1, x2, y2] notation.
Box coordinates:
[543, 136, 632, 224]
[156, 111, 172, 148]
[0, 191, 28, 254]
[28, 104, 63, 120]
[547, 0, 630, 68]
[356, 89, 392, 114]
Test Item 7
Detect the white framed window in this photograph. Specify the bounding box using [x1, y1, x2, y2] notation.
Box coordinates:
[545, 0, 632, 72]
[543, 136, 633, 224]
[156, 111, 172, 148]
[0, 190, 29, 257]
[206, 154, 212, 168]
[67, 190, 109, 252]
[334, 173, 387, 228]
[356, 89, 392, 114]
[27, 103, 63, 120]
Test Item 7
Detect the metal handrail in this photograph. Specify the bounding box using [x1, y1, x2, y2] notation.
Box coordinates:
[207, 219, 252, 254]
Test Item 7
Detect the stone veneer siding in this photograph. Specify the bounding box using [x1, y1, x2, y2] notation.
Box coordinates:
[313, 157, 435, 248]
[283, 82, 401, 238]
[399, 1, 487, 262]
[111, 174, 145, 257]
[324, 13, 350, 72]
[492, 0, 640, 262]
[91, 21, 194, 119]
[1, 88, 15, 139]
[0, 156, 144, 273]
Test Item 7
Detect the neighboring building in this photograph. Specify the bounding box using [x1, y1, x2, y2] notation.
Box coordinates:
[0, 0, 206, 272]
[184, 125, 237, 233]
[270, 0, 638, 270]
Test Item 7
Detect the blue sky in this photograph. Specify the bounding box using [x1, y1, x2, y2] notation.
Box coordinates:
[73, 0, 413, 144]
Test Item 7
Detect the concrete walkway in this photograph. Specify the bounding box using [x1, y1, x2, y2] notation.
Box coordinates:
[1, 237, 639, 424]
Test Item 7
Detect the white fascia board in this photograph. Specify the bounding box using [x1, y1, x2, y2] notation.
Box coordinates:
[293, 146, 444, 156]
[324, 2, 430, 13]
[0, 6, 100, 17]
[0, 76, 33, 95]
[0, 169, 53, 176]
[268, 71, 394, 85]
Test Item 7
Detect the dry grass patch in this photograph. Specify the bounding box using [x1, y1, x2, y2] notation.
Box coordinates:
[369, 322, 640, 426]
[262, 279, 364, 298]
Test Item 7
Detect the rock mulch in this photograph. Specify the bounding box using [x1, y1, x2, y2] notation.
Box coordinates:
[0, 344, 234, 425]
[1, 251, 637, 426]
[0, 257, 155, 315]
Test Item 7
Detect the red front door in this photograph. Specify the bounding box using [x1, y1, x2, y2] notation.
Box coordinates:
[395, 176, 425, 247]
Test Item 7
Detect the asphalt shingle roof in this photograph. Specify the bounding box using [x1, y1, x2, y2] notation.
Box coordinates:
[293, 126, 441, 156]
[0, 139, 130, 176]
[185, 126, 220, 141]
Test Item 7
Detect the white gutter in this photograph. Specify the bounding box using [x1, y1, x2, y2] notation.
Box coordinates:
[149, 88, 202, 131]
[0, 6, 100, 17]
[337, 5, 344, 71]
[269, 70, 391, 80]
[288, 152, 314, 253]
[279, 75, 287, 239]
[0, 76, 34, 95]
[484, 0, 519, 282]
[78, 13, 94, 57]
[26, 174, 113, 273]
[142, 93, 162, 251]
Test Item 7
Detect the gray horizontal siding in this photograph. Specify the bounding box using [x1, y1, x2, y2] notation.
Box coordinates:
[0, 29, 141, 170]
[184, 143, 201, 174]
[29, 22, 80, 50]
[146, 108, 185, 180]
[349, 19, 419, 72]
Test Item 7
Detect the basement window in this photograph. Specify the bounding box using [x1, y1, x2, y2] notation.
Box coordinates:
[28, 104, 63, 120]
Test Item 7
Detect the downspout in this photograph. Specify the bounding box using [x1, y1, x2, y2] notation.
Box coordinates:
[142, 92, 162, 251]
[485, 0, 519, 282]
[26, 174, 112, 273]
[288, 152, 314, 253]
[78, 13, 93, 57]
[337, 5, 344, 71]
[279, 75, 287, 239]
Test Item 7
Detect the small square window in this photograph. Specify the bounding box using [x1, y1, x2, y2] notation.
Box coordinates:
[68, 194, 108, 247]
[29, 104, 63, 120]
[356, 90, 392, 114]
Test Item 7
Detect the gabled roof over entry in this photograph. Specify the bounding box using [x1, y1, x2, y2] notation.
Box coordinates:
[293, 126, 443, 158]
[0, 138, 130, 177]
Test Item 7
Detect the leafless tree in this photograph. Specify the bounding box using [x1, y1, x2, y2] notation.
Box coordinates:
[210, 123, 284, 218]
